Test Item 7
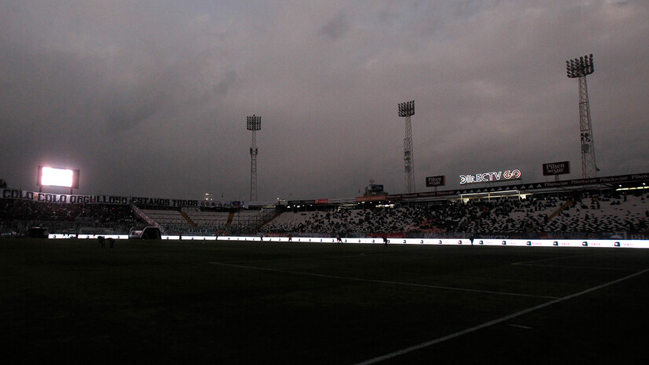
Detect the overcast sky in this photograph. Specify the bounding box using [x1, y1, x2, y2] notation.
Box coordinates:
[1, 0, 648, 202]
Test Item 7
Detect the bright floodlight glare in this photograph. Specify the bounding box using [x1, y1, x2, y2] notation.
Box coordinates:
[41, 167, 74, 188]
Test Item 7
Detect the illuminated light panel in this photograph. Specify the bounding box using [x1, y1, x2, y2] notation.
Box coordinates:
[616, 186, 649, 191]
[41, 167, 74, 188]
[459, 169, 522, 185]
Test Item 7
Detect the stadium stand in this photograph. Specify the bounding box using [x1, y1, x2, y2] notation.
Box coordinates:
[183, 210, 230, 232]
[258, 190, 648, 239]
[141, 209, 188, 226]
[1, 187, 647, 239]
[538, 193, 647, 233]
[0, 198, 144, 236]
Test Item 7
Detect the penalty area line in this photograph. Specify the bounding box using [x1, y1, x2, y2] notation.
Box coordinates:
[208, 261, 558, 299]
[353, 268, 649, 365]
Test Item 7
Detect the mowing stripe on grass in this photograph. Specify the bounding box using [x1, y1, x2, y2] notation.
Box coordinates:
[222, 253, 372, 264]
[511, 253, 597, 266]
[512, 253, 635, 271]
[208, 261, 559, 299]
[514, 263, 635, 271]
[353, 268, 649, 365]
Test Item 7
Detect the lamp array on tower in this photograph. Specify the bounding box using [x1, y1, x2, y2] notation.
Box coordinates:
[566, 54, 594, 78]
[398, 100, 415, 118]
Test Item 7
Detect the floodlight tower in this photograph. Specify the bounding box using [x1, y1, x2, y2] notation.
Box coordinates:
[566, 54, 598, 178]
[247, 115, 261, 201]
[398, 100, 416, 193]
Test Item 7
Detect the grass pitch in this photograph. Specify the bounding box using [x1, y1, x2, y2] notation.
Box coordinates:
[1, 239, 648, 364]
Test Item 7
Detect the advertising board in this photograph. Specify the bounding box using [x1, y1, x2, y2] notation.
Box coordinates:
[459, 169, 522, 185]
[543, 161, 570, 176]
[425, 175, 445, 187]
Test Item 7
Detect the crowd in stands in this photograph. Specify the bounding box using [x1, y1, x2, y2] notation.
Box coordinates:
[0, 199, 144, 235]
[539, 193, 648, 233]
[260, 190, 648, 238]
[183, 210, 230, 232]
[1, 188, 647, 238]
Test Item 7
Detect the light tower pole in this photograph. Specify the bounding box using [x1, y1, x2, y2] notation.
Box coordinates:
[398, 100, 416, 193]
[566, 54, 598, 178]
[247, 115, 261, 201]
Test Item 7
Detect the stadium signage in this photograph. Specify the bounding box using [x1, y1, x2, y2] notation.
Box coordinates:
[131, 197, 172, 206]
[3, 189, 35, 200]
[356, 195, 387, 202]
[425, 175, 445, 187]
[1, 189, 199, 207]
[1, 189, 131, 204]
[543, 161, 570, 176]
[459, 169, 522, 185]
[389, 190, 455, 200]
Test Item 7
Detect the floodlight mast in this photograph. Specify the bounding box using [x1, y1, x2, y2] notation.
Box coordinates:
[566, 54, 598, 178]
[398, 100, 416, 193]
[246, 115, 261, 201]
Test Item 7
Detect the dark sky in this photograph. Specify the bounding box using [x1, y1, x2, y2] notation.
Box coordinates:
[1, 0, 648, 202]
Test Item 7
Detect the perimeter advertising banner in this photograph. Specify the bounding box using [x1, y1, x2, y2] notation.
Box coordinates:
[459, 169, 522, 185]
[543, 161, 570, 176]
[1, 189, 199, 207]
[475, 239, 649, 249]
[425, 175, 445, 187]
[356, 195, 387, 202]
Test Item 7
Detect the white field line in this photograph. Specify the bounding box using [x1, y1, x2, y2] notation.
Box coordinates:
[353, 268, 649, 365]
[208, 262, 559, 299]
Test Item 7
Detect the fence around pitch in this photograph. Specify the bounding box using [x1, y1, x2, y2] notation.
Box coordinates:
[47, 234, 649, 248]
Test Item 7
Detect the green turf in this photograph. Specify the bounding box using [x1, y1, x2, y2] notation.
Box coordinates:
[0, 239, 647, 364]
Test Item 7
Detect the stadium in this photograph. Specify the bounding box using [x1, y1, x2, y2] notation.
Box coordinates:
[3, 165, 649, 244]
[2, 74, 649, 364]
[2, 2, 649, 363]
[2, 63, 649, 365]
[2, 162, 649, 364]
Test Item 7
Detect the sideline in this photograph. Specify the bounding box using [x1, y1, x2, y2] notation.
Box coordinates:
[208, 261, 559, 299]
[353, 268, 649, 365]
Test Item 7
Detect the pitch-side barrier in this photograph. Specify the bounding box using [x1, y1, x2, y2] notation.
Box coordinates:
[47, 234, 649, 248]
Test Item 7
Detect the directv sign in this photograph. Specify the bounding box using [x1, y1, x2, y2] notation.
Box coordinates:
[459, 169, 522, 185]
